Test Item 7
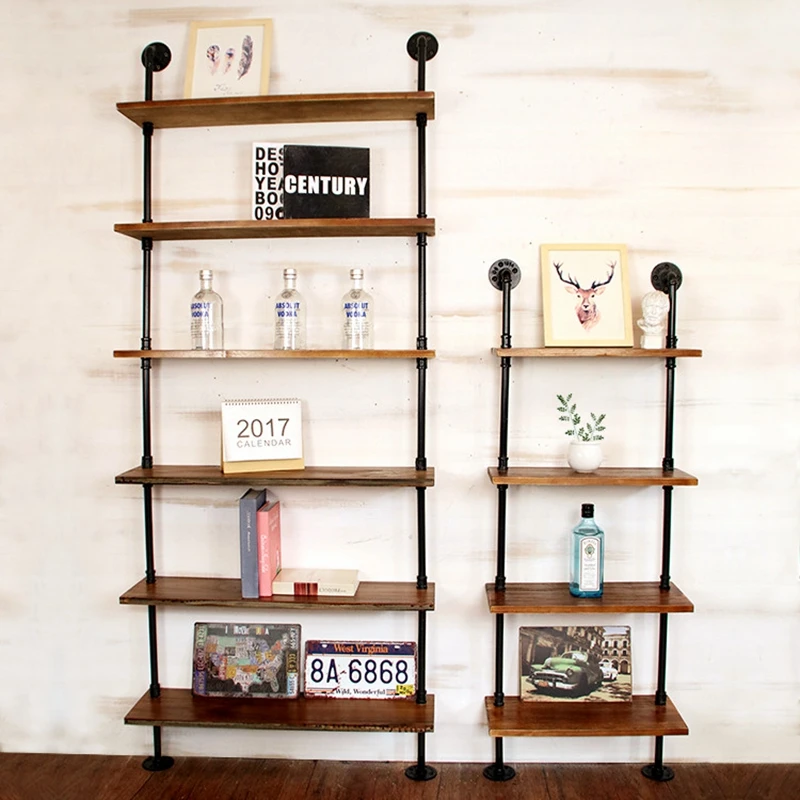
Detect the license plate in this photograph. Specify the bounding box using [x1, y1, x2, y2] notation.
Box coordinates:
[304, 640, 416, 699]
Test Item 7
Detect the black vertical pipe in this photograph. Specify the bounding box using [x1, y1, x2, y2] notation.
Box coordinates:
[498, 271, 513, 471]
[498, 357, 511, 472]
[483, 612, 515, 781]
[147, 605, 161, 697]
[655, 613, 669, 705]
[495, 486, 508, 590]
[645, 263, 682, 784]
[140, 120, 154, 465]
[406, 32, 437, 784]
[143, 485, 156, 583]
[138, 43, 174, 774]
[416, 488, 428, 589]
[500, 273, 512, 349]
[413, 32, 430, 469]
[417, 37, 427, 89]
[484, 259, 519, 782]
[493, 613, 505, 705]
[416, 610, 427, 704]
[662, 282, 678, 472]
[660, 487, 673, 591]
[416, 120, 427, 219]
[414, 120, 429, 472]
[653, 737, 665, 771]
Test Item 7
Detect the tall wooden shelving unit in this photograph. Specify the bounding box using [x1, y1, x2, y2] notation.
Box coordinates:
[115, 34, 438, 781]
[483, 259, 701, 782]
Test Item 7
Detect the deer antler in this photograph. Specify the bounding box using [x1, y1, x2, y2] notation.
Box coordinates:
[590, 261, 616, 290]
[554, 262, 582, 289]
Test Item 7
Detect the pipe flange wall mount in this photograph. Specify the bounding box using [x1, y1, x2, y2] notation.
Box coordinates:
[488, 259, 522, 291]
[650, 262, 683, 293]
[407, 32, 439, 61]
[141, 42, 172, 72]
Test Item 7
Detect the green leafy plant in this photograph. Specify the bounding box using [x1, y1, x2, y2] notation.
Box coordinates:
[556, 393, 606, 442]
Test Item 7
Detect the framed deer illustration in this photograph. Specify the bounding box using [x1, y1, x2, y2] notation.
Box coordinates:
[540, 243, 633, 347]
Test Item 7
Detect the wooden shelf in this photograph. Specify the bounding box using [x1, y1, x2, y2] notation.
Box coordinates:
[115, 465, 434, 487]
[126, 688, 434, 733]
[121, 577, 434, 611]
[113, 348, 435, 360]
[484, 695, 688, 738]
[114, 218, 435, 241]
[488, 467, 697, 487]
[485, 581, 693, 614]
[492, 347, 702, 358]
[117, 91, 435, 129]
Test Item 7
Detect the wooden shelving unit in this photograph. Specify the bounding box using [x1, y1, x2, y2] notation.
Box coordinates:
[483, 260, 700, 784]
[487, 467, 697, 487]
[115, 465, 435, 487]
[114, 218, 435, 241]
[117, 91, 435, 128]
[484, 696, 688, 739]
[491, 347, 701, 359]
[115, 33, 439, 780]
[126, 689, 434, 733]
[485, 582, 694, 615]
[113, 349, 435, 359]
[121, 577, 435, 611]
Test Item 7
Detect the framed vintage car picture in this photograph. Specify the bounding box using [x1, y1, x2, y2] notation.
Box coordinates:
[519, 625, 632, 702]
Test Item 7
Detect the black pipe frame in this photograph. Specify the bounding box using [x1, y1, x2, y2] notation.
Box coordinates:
[132, 33, 438, 780]
[483, 262, 519, 782]
[403, 31, 437, 784]
[642, 265, 683, 783]
[483, 262, 687, 783]
[136, 43, 174, 774]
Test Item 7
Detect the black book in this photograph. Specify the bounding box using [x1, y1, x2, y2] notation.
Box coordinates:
[283, 144, 369, 218]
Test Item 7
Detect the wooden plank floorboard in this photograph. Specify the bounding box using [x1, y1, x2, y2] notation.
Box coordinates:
[1, 755, 799, 799]
[438, 763, 548, 799]
[543, 764, 670, 800]
[706, 762, 799, 800]
[304, 760, 417, 800]
[664, 763, 728, 799]
[0, 754, 149, 800]
[130, 757, 316, 800]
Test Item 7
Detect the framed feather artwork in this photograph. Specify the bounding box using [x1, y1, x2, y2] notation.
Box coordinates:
[184, 19, 273, 99]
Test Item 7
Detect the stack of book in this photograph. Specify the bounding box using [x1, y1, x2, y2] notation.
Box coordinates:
[238, 489, 360, 598]
[239, 488, 282, 598]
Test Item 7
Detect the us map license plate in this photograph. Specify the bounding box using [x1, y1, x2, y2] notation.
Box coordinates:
[304, 640, 416, 699]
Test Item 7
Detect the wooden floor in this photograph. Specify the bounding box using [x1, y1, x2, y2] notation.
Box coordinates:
[0, 754, 797, 800]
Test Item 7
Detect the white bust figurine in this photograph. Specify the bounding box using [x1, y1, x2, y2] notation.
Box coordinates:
[636, 290, 670, 349]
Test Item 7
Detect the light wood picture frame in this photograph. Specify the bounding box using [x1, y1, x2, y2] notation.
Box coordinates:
[540, 243, 633, 347]
[184, 19, 273, 99]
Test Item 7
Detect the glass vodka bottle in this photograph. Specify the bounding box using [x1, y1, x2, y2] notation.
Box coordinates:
[569, 503, 605, 598]
[341, 268, 373, 349]
[274, 268, 306, 350]
[190, 269, 224, 350]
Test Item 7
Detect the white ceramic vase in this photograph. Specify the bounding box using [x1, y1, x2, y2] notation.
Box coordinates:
[568, 441, 603, 473]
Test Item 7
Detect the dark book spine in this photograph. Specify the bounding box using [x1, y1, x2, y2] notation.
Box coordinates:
[239, 489, 265, 598]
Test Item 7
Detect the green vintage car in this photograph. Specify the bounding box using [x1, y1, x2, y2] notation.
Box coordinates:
[530, 650, 604, 696]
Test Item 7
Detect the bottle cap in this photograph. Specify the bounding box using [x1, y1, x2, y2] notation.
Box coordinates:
[581, 503, 594, 518]
[284, 268, 297, 279]
[350, 268, 364, 280]
[200, 269, 213, 280]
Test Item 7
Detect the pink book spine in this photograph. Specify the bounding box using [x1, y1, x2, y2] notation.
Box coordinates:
[257, 500, 282, 597]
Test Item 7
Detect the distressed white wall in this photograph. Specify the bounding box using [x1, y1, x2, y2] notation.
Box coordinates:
[1, 0, 798, 766]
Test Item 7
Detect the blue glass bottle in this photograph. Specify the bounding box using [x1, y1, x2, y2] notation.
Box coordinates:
[569, 503, 604, 597]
